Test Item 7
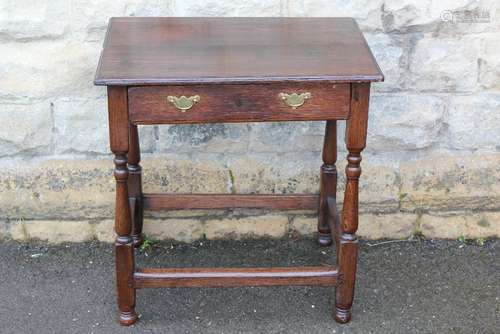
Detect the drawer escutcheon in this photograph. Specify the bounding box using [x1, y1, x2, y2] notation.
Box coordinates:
[279, 92, 311, 109]
[167, 95, 200, 112]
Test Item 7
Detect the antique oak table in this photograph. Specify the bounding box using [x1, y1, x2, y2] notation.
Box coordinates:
[95, 17, 383, 326]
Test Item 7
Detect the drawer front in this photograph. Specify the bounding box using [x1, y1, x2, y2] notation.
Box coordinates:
[128, 83, 350, 124]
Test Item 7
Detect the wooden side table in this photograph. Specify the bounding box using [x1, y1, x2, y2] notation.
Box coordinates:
[95, 17, 383, 326]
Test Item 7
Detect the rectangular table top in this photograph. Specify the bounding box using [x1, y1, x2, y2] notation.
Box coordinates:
[95, 17, 383, 86]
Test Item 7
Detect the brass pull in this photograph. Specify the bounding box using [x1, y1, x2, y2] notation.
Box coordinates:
[279, 92, 311, 109]
[167, 95, 200, 112]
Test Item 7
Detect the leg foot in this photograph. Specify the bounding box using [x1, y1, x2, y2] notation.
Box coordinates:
[119, 310, 138, 326]
[132, 233, 144, 248]
[318, 232, 332, 247]
[334, 307, 351, 324]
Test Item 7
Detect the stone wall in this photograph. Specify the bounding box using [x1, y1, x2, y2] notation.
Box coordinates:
[1, 1, 499, 243]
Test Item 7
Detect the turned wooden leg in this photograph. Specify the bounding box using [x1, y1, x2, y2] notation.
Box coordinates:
[318, 120, 337, 246]
[335, 83, 370, 323]
[108, 87, 138, 326]
[128, 124, 143, 247]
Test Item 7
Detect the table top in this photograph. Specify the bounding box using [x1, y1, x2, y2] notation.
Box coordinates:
[94, 17, 383, 86]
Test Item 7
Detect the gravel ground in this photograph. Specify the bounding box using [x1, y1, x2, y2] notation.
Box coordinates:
[0, 238, 498, 334]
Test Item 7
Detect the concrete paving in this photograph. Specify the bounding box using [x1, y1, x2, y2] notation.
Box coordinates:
[0, 238, 498, 333]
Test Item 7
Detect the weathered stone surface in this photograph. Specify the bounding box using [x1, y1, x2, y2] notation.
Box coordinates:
[0, 1, 70, 40]
[159, 124, 249, 154]
[1, 1, 499, 241]
[0, 100, 54, 157]
[364, 34, 405, 92]
[227, 156, 321, 194]
[290, 213, 416, 239]
[142, 157, 229, 193]
[409, 36, 479, 92]
[143, 218, 204, 243]
[175, 0, 283, 16]
[94, 219, 114, 243]
[23, 220, 94, 243]
[0, 40, 101, 98]
[358, 213, 416, 239]
[53, 97, 109, 154]
[205, 214, 288, 239]
[447, 94, 500, 150]
[421, 211, 500, 239]
[382, 0, 473, 32]
[8, 221, 26, 241]
[368, 94, 445, 151]
[289, 216, 317, 236]
[479, 33, 500, 90]
[0, 159, 115, 220]
[288, 0, 383, 31]
[0, 221, 7, 240]
[400, 153, 500, 212]
[248, 122, 324, 154]
[0, 158, 233, 220]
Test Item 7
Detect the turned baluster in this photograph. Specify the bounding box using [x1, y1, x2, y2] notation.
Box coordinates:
[335, 83, 370, 323]
[318, 120, 337, 246]
[108, 86, 137, 325]
[128, 124, 143, 247]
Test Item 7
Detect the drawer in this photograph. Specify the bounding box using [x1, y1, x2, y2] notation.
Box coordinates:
[128, 83, 350, 124]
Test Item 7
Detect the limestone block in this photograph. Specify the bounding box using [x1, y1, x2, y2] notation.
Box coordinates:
[248, 122, 324, 154]
[0, 40, 102, 98]
[382, 0, 472, 32]
[420, 211, 500, 239]
[0, 1, 70, 40]
[159, 124, 249, 154]
[0, 159, 115, 220]
[53, 97, 109, 154]
[357, 213, 416, 239]
[287, 0, 383, 31]
[204, 214, 288, 239]
[143, 218, 204, 243]
[408, 36, 479, 92]
[479, 33, 500, 90]
[94, 219, 114, 243]
[174, 0, 283, 16]
[368, 94, 445, 151]
[400, 153, 500, 212]
[24, 220, 94, 243]
[141, 157, 230, 193]
[447, 94, 500, 150]
[0, 100, 53, 157]
[364, 34, 405, 92]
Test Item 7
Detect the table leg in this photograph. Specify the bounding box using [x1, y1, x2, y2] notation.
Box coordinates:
[108, 87, 137, 326]
[318, 120, 337, 246]
[128, 124, 143, 247]
[335, 83, 370, 323]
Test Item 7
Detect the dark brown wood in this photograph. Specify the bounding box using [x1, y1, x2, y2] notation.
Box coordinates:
[128, 83, 350, 124]
[143, 193, 319, 210]
[327, 196, 341, 254]
[128, 124, 143, 247]
[134, 266, 339, 288]
[318, 121, 337, 246]
[98, 17, 381, 327]
[108, 86, 138, 326]
[335, 83, 370, 324]
[95, 17, 383, 86]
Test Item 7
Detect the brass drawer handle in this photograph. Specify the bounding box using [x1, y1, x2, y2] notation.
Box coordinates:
[167, 95, 200, 112]
[279, 92, 311, 109]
